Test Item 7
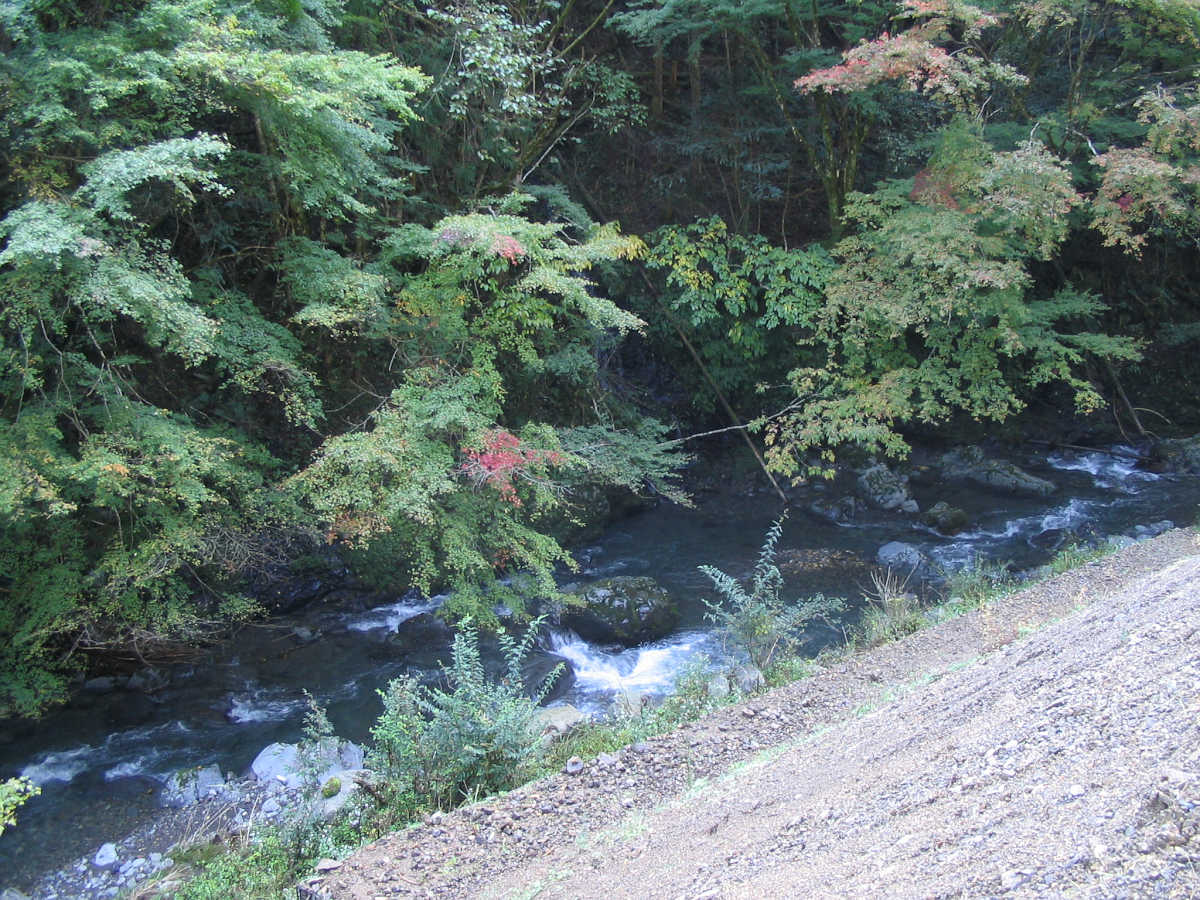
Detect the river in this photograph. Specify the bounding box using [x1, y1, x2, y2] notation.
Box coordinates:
[1, 443, 1197, 892]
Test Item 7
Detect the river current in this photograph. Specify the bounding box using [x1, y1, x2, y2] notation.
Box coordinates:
[1, 444, 1198, 890]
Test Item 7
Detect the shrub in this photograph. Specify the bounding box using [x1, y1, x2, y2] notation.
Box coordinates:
[699, 516, 845, 670]
[369, 617, 561, 812]
[0, 777, 39, 837]
[859, 567, 926, 645]
[942, 557, 1014, 610]
[173, 830, 295, 900]
[1047, 541, 1110, 575]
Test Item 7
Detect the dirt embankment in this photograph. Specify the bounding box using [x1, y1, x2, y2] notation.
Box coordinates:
[312, 529, 1200, 899]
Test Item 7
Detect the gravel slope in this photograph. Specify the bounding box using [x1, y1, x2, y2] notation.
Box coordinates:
[311, 529, 1200, 899]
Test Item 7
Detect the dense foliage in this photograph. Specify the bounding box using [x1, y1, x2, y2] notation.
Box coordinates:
[2, 0, 1198, 715]
[0, 0, 682, 714]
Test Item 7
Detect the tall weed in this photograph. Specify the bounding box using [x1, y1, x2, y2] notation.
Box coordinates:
[699, 516, 844, 670]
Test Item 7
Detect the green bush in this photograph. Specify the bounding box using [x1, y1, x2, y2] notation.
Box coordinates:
[699, 516, 845, 670]
[0, 777, 39, 837]
[173, 830, 295, 900]
[369, 617, 561, 812]
[942, 557, 1014, 610]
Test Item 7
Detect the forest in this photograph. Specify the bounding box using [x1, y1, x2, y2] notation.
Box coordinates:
[1, 0, 1198, 718]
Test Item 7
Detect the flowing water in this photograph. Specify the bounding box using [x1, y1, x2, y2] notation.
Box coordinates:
[1, 445, 1198, 890]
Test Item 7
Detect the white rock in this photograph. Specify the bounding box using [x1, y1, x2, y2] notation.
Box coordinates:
[92, 843, 119, 871]
[251, 743, 302, 789]
[531, 705, 587, 741]
[160, 763, 226, 808]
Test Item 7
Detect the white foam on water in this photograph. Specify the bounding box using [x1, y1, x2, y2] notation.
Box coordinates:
[226, 691, 306, 724]
[1046, 447, 1157, 490]
[1036, 497, 1094, 533]
[345, 597, 442, 633]
[548, 629, 718, 705]
[20, 745, 95, 785]
[929, 498, 1100, 572]
[102, 752, 166, 782]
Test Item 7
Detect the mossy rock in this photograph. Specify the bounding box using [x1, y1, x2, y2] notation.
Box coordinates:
[321, 776, 341, 799]
[562, 576, 680, 646]
[940, 446, 1056, 497]
[922, 501, 970, 535]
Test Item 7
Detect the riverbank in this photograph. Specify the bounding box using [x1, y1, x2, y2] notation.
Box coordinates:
[3, 439, 1197, 897]
[310, 527, 1200, 898]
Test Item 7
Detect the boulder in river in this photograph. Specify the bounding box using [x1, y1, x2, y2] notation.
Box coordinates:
[390, 611, 454, 651]
[520, 651, 575, 704]
[562, 576, 681, 646]
[1133, 519, 1174, 539]
[1151, 434, 1200, 473]
[940, 446, 1057, 497]
[857, 463, 919, 513]
[706, 672, 731, 700]
[808, 495, 866, 524]
[922, 501, 969, 535]
[608, 686, 657, 718]
[476, 643, 576, 703]
[319, 769, 368, 820]
[876, 541, 927, 573]
[92, 843, 119, 872]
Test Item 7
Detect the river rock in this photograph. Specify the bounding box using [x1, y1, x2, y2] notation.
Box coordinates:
[531, 705, 588, 742]
[1151, 434, 1200, 473]
[517, 651, 575, 704]
[1133, 519, 1174, 539]
[857, 463, 918, 513]
[876, 541, 926, 573]
[160, 763, 228, 808]
[609, 687, 654, 718]
[940, 446, 1056, 497]
[250, 740, 364, 792]
[540, 482, 611, 546]
[706, 672, 731, 700]
[83, 676, 120, 694]
[257, 575, 333, 615]
[92, 843, 119, 872]
[922, 501, 969, 535]
[251, 742, 301, 789]
[125, 667, 167, 693]
[390, 611, 454, 651]
[1028, 528, 1070, 553]
[808, 495, 865, 524]
[319, 769, 368, 820]
[562, 577, 680, 646]
[732, 664, 765, 695]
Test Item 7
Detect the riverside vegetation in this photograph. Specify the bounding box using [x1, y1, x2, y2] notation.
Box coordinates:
[144, 520, 1095, 897]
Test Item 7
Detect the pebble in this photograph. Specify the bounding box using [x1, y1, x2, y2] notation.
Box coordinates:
[1000, 869, 1031, 889]
[564, 756, 585, 775]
